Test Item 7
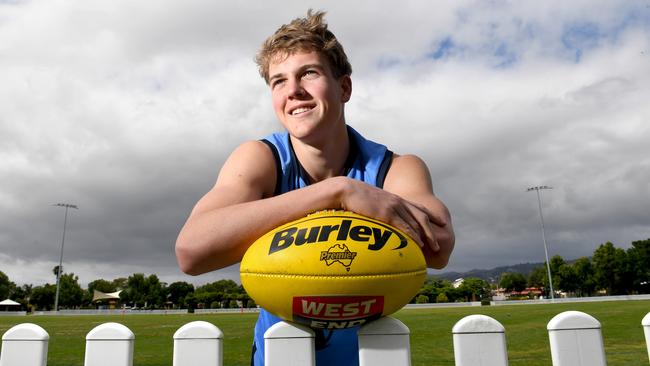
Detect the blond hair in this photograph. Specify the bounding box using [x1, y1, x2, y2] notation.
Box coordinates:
[255, 10, 352, 84]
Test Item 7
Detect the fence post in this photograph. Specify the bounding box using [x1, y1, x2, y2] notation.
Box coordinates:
[173, 321, 223, 366]
[0, 323, 49, 366]
[264, 321, 315, 366]
[547, 311, 606, 366]
[642, 312, 650, 363]
[358, 317, 410, 366]
[452, 314, 508, 366]
[84, 322, 134, 366]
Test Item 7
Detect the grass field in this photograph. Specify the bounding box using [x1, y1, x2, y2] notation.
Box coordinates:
[1, 300, 649, 366]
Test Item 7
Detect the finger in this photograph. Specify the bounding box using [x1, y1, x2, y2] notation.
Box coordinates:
[387, 207, 424, 248]
[394, 205, 430, 249]
[418, 215, 440, 253]
[409, 201, 448, 227]
[413, 210, 440, 252]
[403, 202, 439, 252]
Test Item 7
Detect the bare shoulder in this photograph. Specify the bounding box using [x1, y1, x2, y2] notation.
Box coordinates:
[216, 140, 277, 191]
[190, 140, 277, 215]
[384, 154, 433, 194]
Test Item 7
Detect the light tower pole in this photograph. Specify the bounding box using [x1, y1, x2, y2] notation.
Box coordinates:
[52, 203, 78, 312]
[526, 186, 555, 300]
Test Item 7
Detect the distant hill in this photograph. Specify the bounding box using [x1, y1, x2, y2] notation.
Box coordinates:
[432, 262, 544, 284]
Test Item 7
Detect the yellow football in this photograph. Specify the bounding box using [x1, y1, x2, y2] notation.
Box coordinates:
[240, 210, 426, 329]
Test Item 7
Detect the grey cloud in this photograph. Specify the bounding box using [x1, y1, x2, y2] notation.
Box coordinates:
[1, 1, 649, 287]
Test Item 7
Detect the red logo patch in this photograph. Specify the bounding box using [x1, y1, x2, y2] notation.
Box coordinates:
[292, 296, 384, 329]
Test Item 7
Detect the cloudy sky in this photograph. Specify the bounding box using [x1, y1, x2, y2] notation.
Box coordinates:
[1, 0, 649, 288]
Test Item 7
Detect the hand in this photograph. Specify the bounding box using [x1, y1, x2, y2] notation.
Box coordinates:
[338, 178, 448, 253]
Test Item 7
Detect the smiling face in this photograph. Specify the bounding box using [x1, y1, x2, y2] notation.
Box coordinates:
[268, 51, 351, 144]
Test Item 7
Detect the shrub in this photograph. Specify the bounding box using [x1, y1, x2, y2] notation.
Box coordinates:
[415, 294, 429, 304]
[436, 293, 449, 303]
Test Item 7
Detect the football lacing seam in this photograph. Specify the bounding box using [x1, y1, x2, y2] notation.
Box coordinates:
[240, 270, 426, 279]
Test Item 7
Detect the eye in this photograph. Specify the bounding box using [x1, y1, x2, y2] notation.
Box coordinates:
[302, 70, 319, 79]
[271, 79, 286, 89]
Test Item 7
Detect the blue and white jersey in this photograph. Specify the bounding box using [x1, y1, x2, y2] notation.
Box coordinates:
[251, 125, 393, 366]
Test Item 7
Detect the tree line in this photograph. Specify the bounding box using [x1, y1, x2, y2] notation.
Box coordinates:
[502, 238, 650, 297]
[417, 238, 650, 303]
[1, 239, 648, 310]
[0, 269, 254, 311]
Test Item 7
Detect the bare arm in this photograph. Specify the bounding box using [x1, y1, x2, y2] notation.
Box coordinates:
[176, 142, 454, 274]
[339, 154, 454, 269]
[384, 155, 454, 268]
[176, 140, 350, 274]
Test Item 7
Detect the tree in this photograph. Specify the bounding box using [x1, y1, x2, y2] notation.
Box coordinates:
[144, 274, 165, 308]
[417, 277, 463, 302]
[112, 277, 128, 290]
[84, 279, 117, 306]
[167, 281, 194, 308]
[121, 273, 148, 308]
[194, 289, 222, 308]
[0, 271, 16, 300]
[628, 239, 650, 293]
[555, 264, 579, 294]
[31, 284, 56, 310]
[184, 293, 197, 311]
[592, 242, 616, 294]
[12, 284, 32, 309]
[549, 255, 566, 291]
[198, 280, 239, 294]
[417, 278, 446, 303]
[457, 278, 490, 301]
[53, 265, 63, 277]
[436, 293, 449, 303]
[549, 255, 565, 272]
[195, 280, 243, 308]
[56, 273, 84, 309]
[499, 272, 526, 292]
[592, 242, 632, 295]
[527, 266, 548, 289]
[415, 294, 428, 304]
[573, 257, 596, 297]
[88, 279, 117, 294]
[614, 246, 636, 294]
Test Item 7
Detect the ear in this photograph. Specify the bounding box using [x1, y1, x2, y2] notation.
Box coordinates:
[339, 75, 352, 103]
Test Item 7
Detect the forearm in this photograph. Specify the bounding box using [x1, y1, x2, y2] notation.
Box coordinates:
[424, 214, 454, 269]
[392, 192, 454, 269]
[175, 177, 347, 275]
[381, 154, 455, 269]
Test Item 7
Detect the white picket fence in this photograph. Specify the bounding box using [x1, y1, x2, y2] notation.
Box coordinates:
[2, 311, 650, 366]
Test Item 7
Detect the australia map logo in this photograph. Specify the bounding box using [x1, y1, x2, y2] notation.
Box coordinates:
[320, 244, 357, 272]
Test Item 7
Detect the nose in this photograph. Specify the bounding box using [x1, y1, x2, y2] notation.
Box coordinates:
[287, 78, 306, 99]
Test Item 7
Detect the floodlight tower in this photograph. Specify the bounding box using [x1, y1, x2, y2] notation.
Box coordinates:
[52, 203, 78, 312]
[526, 186, 555, 300]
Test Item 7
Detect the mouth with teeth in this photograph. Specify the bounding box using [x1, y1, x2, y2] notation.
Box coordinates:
[289, 106, 315, 116]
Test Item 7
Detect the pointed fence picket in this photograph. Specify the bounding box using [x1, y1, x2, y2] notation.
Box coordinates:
[1, 311, 649, 366]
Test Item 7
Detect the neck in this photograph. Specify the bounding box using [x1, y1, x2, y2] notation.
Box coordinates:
[290, 124, 350, 183]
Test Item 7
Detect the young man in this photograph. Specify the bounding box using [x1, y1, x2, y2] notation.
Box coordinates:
[176, 10, 454, 365]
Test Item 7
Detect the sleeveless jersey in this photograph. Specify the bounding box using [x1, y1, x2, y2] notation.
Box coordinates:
[251, 125, 393, 366]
